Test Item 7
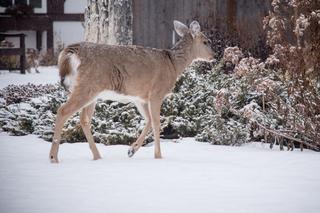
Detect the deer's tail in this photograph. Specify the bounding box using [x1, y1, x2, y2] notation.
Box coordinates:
[58, 43, 81, 91]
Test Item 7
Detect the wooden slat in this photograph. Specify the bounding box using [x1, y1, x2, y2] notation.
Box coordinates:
[0, 48, 24, 55]
[0, 33, 25, 37]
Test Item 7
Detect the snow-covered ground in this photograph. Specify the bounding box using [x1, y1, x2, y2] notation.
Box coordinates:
[0, 66, 59, 89]
[1, 133, 320, 213]
[1, 67, 320, 213]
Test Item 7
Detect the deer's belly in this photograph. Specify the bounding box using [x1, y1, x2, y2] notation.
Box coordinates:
[97, 90, 145, 104]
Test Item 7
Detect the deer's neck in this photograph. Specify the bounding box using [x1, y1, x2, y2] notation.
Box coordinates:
[170, 34, 194, 76]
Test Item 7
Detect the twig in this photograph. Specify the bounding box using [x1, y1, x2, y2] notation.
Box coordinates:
[254, 120, 319, 151]
[278, 129, 314, 142]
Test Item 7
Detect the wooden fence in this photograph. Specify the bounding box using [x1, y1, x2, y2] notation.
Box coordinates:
[132, 0, 271, 51]
[0, 33, 26, 74]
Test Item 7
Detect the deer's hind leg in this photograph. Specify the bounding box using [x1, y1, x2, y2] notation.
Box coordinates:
[80, 101, 101, 160]
[49, 86, 98, 163]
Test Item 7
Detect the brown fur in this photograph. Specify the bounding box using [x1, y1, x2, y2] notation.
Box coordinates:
[49, 21, 214, 163]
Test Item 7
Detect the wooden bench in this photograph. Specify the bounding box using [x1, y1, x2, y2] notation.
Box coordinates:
[0, 33, 26, 74]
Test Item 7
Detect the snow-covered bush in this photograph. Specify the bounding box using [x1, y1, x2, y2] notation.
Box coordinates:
[0, 83, 58, 105]
[0, 86, 144, 145]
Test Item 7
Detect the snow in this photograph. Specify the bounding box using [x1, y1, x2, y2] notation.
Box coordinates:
[0, 132, 320, 213]
[0, 66, 59, 89]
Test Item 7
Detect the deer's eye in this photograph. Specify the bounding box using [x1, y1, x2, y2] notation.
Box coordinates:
[203, 41, 208, 45]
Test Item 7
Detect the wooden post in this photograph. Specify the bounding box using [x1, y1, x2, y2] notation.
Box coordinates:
[36, 31, 42, 51]
[47, 25, 54, 54]
[20, 34, 26, 74]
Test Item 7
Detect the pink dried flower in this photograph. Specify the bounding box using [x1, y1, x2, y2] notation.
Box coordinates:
[223, 46, 244, 65]
[265, 54, 280, 66]
[255, 79, 279, 94]
[234, 57, 260, 78]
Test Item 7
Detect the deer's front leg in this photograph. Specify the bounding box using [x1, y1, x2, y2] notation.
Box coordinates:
[149, 99, 162, 159]
[128, 121, 151, 157]
[128, 102, 151, 157]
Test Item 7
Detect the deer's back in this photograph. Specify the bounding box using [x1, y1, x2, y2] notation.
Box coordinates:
[67, 42, 176, 100]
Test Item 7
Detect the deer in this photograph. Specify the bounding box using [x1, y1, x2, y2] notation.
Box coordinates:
[49, 20, 214, 163]
[26, 48, 40, 73]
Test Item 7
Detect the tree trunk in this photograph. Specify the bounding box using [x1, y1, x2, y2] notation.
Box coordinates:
[84, 0, 133, 45]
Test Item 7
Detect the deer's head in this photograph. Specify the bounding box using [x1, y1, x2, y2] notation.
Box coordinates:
[174, 20, 214, 61]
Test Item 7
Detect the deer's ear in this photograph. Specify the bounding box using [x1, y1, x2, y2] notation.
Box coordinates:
[174, 20, 189, 37]
[190, 21, 201, 38]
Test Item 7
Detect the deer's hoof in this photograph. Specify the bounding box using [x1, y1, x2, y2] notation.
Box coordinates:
[50, 156, 59, 163]
[154, 154, 162, 159]
[128, 147, 136, 158]
[93, 155, 102, 161]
